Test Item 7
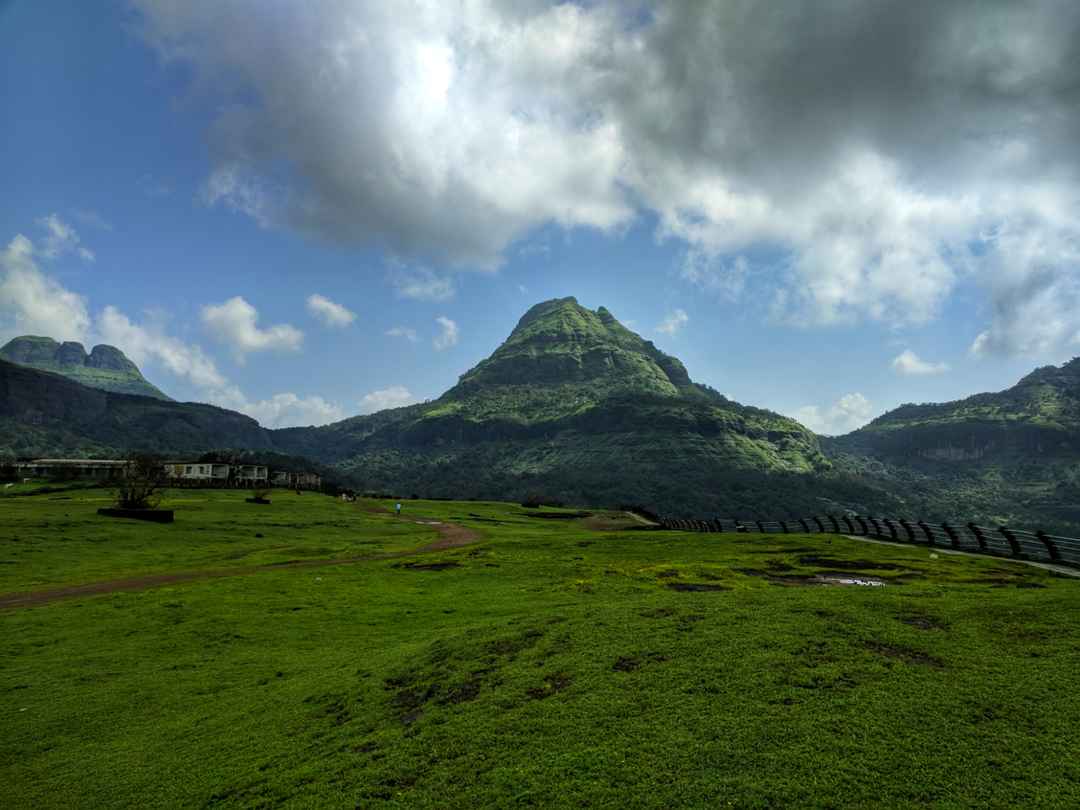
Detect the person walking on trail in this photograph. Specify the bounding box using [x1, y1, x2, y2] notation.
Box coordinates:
[395, 502, 402, 517]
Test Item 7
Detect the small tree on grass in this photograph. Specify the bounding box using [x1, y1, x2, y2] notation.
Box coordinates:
[115, 453, 165, 509]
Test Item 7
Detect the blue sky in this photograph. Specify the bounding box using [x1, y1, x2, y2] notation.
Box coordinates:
[2, 2, 1078, 430]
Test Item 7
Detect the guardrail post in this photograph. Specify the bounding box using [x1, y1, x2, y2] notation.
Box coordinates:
[882, 518, 899, 540]
[940, 522, 961, 549]
[918, 521, 935, 546]
[842, 515, 855, 534]
[966, 523, 988, 551]
[854, 516, 869, 535]
[755, 520, 765, 533]
[780, 520, 789, 533]
[813, 516, 826, 533]
[867, 516, 883, 537]
[996, 526, 1022, 556]
[798, 518, 810, 532]
[828, 515, 840, 533]
[898, 519, 916, 542]
[1035, 530, 1060, 562]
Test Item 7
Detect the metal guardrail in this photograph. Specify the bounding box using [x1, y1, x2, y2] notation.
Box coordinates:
[656, 515, 1080, 568]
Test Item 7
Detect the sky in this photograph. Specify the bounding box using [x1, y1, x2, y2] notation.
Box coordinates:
[2, 1, 1079, 432]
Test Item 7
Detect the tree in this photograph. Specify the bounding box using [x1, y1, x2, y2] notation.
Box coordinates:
[114, 453, 166, 509]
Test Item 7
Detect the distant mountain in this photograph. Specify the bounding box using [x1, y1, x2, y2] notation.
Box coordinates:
[0, 335, 172, 400]
[0, 359, 269, 458]
[824, 357, 1080, 531]
[836, 358, 1080, 461]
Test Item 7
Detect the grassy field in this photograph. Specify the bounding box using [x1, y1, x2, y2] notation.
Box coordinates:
[2, 488, 1080, 807]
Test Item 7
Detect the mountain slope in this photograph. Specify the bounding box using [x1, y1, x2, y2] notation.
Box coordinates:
[0, 300, 901, 516]
[0, 335, 172, 400]
[825, 357, 1080, 530]
[0, 359, 269, 458]
[830, 358, 1080, 462]
[274, 298, 867, 515]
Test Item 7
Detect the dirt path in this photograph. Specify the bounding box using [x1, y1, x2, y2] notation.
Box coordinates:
[0, 519, 482, 610]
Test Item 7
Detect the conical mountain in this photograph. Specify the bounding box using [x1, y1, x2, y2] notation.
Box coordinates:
[0, 335, 172, 400]
[453, 297, 690, 394]
[281, 298, 837, 515]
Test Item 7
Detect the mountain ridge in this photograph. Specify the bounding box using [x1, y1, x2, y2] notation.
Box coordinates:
[0, 335, 172, 401]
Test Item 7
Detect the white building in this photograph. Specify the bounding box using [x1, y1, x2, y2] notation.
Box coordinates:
[15, 458, 127, 481]
[164, 462, 230, 482]
[235, 464, 268, 484]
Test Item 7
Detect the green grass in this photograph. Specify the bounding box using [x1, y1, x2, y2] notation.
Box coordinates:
[3, 491, 1080, 807]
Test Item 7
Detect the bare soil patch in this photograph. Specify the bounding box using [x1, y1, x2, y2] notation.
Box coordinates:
[394, 561, 461, 572]
[613, 652, 669, 672]
[523, 510, 591, 520]
[798, 555, 911, 571]
[864, 640, 945, 668]
[666, 582, 730, 592]
[899, 614, 947, 631]
[526, 671, 573, 699]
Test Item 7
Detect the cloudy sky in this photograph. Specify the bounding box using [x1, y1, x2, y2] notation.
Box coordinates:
[3, 1, 1079, 431]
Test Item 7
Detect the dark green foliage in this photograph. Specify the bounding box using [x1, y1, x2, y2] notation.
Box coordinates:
[112, 454, 165, 509]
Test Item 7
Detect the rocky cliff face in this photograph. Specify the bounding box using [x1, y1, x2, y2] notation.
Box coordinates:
[0, 336, 171, 400]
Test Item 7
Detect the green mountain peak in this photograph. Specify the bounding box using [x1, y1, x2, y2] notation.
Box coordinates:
[452, 297, 690, 399]
[0, 335, 172, 401]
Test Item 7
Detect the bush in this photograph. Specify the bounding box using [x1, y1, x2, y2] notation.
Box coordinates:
[114, 454, 165, 510]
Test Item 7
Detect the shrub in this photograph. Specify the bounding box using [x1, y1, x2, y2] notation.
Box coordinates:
[114, 454, 165, 510]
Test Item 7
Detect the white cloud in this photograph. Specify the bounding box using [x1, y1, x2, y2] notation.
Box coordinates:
[656, 309, 688, 336]
[386, 326, 418, 343]
[433, 316, 458, 351]
[230, 391, 344, 428]
[201, 296, 303, 360]
[358, 385, 417, 414]
[306, 293, 356, 327]
[0, 229, 340, 427]
[133, 2, 1080, 349]
[0, 234, 92, 343]
[793, 393, 875, 436]
[72, 209, 113, 231]
[679, 251, 748, 302]
[97, 306, 227, 390]
[892, 349, 949, 376]
[390, 267, 455, 302]
[36, 214, 94, 262]
[133, 1, 632, 268]
[98, 308, 343, 426]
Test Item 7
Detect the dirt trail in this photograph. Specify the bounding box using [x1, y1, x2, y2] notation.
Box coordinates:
[0, 519, 482, 610]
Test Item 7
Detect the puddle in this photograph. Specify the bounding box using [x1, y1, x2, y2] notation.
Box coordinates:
[816, 575, 886, 587]
[735, 568, 886, 587]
